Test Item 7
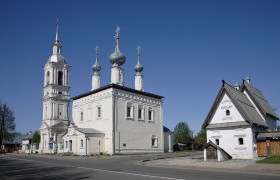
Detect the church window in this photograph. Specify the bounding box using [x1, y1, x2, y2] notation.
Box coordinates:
[97, 107, 101, 118]
[123, 143, 126, 147]
[46, 71, 50, 85]
[238, 138, 244, 145]
[148, 108, 154, 121]
[126, 103, 133, 119]
[80, 112, 83, 121]
[151, 135, 158, 147]
[138, 106, 144, 120]
[59, 92, 62, 94]
[80, 139, 83, 148]
[226, 110, 230, 116]
[65, 141, 68, 148]
[215, 139, 219, 145]
[58, 71, 63, 85]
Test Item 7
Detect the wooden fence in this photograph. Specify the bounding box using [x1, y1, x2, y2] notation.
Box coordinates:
[257, 140, 280, 157]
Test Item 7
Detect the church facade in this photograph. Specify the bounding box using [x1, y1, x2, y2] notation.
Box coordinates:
[39, 25, 164, 155]
[202, 78, 278, 160]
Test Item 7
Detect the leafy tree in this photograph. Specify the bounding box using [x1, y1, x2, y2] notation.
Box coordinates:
[0, 103, 16, 152]
[194, 128, 207, 150]
[173, 121, 192, 144]
[32, 131, 40, 149]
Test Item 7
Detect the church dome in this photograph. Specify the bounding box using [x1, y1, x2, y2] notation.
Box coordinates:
[47, 54, 66, 63]
[109, 26, 126, 66]
[135, 61, 143, 73]
[109, 49, 126, 66]
[92, 60, 101, 72]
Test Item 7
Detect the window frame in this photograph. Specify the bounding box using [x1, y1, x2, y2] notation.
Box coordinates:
[126, 103, 134, 119]
[148, 108, 154, 121]
[151, 135, 158, 148]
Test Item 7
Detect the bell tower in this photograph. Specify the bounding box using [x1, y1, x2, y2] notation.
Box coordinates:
[39, 21, 70, 153]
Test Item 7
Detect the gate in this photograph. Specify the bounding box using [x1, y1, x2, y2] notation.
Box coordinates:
[206, 146, 217, 160]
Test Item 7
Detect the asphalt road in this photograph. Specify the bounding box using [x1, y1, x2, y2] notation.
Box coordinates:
[0, 153, 279, 180]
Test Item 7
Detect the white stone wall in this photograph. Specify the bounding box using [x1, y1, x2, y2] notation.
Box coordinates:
[72, 89, 114, 154]
[71, 87, 164, 155]
[207, 127, 254, 159]
[210, 93, 245, 124]
[164, 132, 174, 152]
[114, 89, 164, 154]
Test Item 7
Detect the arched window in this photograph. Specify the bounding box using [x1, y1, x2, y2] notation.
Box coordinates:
[97, 107, 101, 118]
[238, 138, 244, 145]
[46, 71, 50, 85]
[226, 109, 230, 116]
[58, 71, 63, 85]
[215, 139, 219, 145]
[80, 112, 83, 121]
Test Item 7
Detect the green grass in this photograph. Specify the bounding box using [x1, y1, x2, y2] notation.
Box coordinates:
[257, 156, 280, 164]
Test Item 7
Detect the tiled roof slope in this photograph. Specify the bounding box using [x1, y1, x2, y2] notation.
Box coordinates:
[243, 81, 279, 120]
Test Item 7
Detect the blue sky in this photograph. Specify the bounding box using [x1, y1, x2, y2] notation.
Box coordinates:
[0, 0, 279, 135]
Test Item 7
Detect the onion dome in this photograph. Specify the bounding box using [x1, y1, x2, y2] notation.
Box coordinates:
[109, 26, 126, 66]
[135, 46, 143, 73]
[92, 46, 101, 74]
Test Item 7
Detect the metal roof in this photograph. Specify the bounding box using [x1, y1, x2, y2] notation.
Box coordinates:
[243, 81, 279, 120]
[72, 83, 164, 100]
[76, 128, 104, 135]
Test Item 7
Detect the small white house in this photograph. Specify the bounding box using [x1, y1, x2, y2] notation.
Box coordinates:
[202, 78, 279, 160]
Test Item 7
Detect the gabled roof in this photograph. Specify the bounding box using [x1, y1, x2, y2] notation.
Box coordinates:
[76, 128, 104, 135]
[72, 84, 164, 100]
[202, 81, 268, 129]
[51, 122, 68, 130]
[21, 132, 34, 140]
[163, 126, 172, 132]
[242, 81, 279, 120]
[203, 140, 231, 158]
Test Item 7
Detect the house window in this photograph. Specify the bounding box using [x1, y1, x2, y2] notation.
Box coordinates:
[151, 135, 158, 147]
[80, 112, 83, 121]
[238, 138, 244, 145]
[65, 141, 68, 148]
[126, 103, 133, 119]
[138, 106, 144, 120]
[148, 108, 154, 121]
[80, 139, 83, 148]
[226, 110, 230, 116]
[97, 107, 101, 118]
[215, 139, 219, 145]
[58, 71, 63, 85]
[60, 144, 64, 150]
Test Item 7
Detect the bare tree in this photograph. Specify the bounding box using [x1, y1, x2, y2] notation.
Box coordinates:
[0, 103, 16, 152]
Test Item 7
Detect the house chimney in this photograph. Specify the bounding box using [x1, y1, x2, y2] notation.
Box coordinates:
[234, 83, 240, 90]
[245, 77, 251, 84]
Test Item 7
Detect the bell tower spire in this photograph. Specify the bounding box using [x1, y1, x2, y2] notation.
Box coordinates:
[92, 46, 101, 90]
[53, 19, 61, 55]
[135, 46, 144, 91]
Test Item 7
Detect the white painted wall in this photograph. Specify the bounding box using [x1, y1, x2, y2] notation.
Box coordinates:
[207, 127, 254, 159]
[209, 93, 245, 125]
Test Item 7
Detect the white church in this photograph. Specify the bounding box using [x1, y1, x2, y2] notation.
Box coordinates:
[39, 25, 167, 155]
[202, 78, 279, 160]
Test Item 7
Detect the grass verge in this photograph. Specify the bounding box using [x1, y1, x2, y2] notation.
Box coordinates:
[257, 156, 280, 164]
